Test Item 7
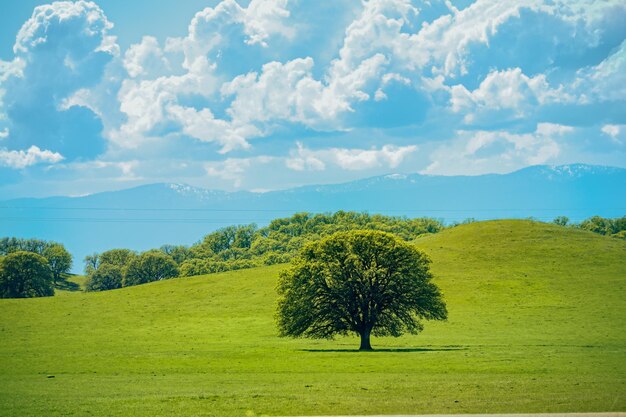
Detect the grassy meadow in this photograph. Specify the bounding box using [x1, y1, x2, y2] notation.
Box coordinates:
[0, 220, 624, 416]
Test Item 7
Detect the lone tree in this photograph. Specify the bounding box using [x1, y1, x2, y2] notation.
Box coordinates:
[0, 251, 54, 298]
[276, 230, 447, 350]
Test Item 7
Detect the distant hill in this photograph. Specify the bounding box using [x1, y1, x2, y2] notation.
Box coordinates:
[1, 220, 624, 415]
[1, 163, 624, 271]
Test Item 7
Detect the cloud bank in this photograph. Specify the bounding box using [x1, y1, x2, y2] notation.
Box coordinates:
[0, 0, 624, 196]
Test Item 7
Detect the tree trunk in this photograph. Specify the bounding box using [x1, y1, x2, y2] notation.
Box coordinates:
[359, 329, 373, 351]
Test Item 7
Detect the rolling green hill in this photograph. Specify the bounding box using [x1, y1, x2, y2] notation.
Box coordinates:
[0, 220, 624, 416]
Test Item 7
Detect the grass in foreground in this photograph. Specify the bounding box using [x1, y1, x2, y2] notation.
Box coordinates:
[0, 220, 624, 416]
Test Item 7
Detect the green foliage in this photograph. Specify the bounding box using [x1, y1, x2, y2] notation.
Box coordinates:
[0, 237, 52, 256]
[179, 259, 210, 277]
[277, 230, 447, 350]
[577, 215, 626, 238]
[159, 244, 192, 264]
[181, 212, 445, 279]
[80, 212, 626, 292]
[579, 215, 614, 234]
[190, 225, 258, 258]
[124, 251, 179, 286]
[43, 244, 72, 284]
[83, 253, 100, 275]
[85, 264, 123, 292]
[552, 216, 570, 226]
[99, 249, 137, 269]
[0, 251, 54, 298]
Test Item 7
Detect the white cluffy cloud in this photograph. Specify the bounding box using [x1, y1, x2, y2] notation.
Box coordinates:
[223, 53, 388, 130]
[166, 0, 292, 70]
[423, 123, 574, 175]
[601, 124, 625, 144]
[448, 68, 571, 124]
[0, 146, 64, 169]
[123, 36, 170, 78]
[111, 0, 297, 152]
[286, 143, 417, 171]
[1, 0, 117, 160]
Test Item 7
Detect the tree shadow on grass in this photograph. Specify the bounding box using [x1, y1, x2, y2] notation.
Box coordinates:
[301, 346, 468, 353]
[54, 276, 81, 292]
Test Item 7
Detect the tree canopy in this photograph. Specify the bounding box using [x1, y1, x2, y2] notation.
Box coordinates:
[43, 244, 72, 284]
[124, 251, 179, 286]
[85, 264, 123, 292]
[276, 230, 448, 350]
[0, 251, 54, 298]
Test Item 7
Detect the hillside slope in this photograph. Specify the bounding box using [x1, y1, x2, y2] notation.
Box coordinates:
[0, 220, 624, 416]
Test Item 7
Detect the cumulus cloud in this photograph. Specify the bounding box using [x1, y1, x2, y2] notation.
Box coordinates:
[94, 0, 626, 157]
[0, 146, 64, 169]
[112, 56, 220, 148]
[1, 0, 116, 160]
[167, 105, 259, 153]
[222, 53, 388, 131]
[166, 0, 292, 70]
[601, 124, 625, 144]
[286, 142, 417, 171]
[243, 0, 293, 46]
[423, 123, 574, 175]
[575, 39, 626, 103]
[109, 0, 301, 152]
[205, 156, 273, 187]
[123, 36, 170, 78]
[448, 68, 574, 124]
[1, 0, 626, 198]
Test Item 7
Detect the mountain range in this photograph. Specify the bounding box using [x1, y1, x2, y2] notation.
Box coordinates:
[1, 163, 624, 272]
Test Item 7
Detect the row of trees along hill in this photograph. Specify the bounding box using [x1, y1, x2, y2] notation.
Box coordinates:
[3, 213, 622, 297]
[84, 212, 444, 291]
[553, 215, 626, 239]
[0, 238, 72, 298]
[83, 212, 626, 293]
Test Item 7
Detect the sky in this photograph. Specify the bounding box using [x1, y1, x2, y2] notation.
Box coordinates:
[0, 0, 625, 198]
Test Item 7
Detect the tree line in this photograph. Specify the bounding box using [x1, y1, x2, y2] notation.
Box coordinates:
[82, 211, 445, 291]
[1, 213, 624, 298]
[552, 215, 626, 239]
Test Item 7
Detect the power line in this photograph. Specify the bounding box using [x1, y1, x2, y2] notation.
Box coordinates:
[0, 217, 276, 223]
[0, 216, 608, 224]
[0, 206, 624, 213]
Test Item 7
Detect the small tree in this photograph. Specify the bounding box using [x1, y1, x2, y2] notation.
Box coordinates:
[124, 251, 178, 286]
[43, 244, 73, 285]
[276, 230, 447, 350]
[85, 264, 123, 292]
[84, 253, 100, 275]
[553, 216, 570, 227]
[0, 251, 54, 298]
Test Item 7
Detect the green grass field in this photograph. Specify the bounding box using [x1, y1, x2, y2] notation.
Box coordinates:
[0, 220, 624, 416]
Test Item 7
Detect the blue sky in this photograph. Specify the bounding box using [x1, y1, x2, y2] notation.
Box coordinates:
[0, 0, 625, 198]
